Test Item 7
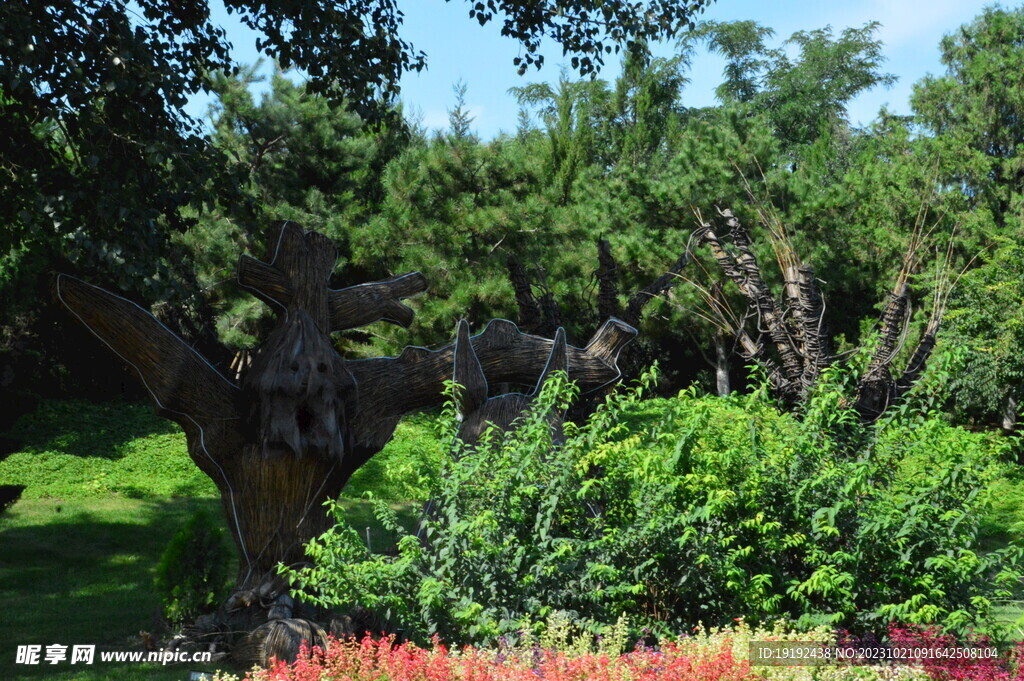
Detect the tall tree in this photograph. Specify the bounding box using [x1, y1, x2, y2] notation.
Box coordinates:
[693, 20, 895, 149]
[512, 76, 607, 202]
[909, 7, 1024, 430]
[606, 43, 689, 168]
[0, 0, 715, 381]
[945, 240, 1024, 432]
[177, 65, 406, 353]
[912, 5, 1024, 226]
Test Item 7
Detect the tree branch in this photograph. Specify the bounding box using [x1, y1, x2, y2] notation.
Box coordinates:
[795, 264, 830, 385]
[238, 223, 426, 331]
[54, 274, 241, 425]
[896, 317, 939, 398]
[622, 244, 692, 329]
[328, 273, 428, 330]
[345, 317, 636, 445]
[699, 209, 804, 394]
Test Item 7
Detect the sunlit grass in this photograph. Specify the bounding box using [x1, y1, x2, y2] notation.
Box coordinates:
[0, 399, 429, 680]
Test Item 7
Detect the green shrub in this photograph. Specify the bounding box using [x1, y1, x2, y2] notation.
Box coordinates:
[283, 367, 1024, 644]
[155, 510, 233, 627]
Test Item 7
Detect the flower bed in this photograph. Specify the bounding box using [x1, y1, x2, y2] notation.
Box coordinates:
[242, 635, 752, 681]
[211, 622, 1024, 681]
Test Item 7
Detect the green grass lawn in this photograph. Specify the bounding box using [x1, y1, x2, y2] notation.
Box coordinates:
[0, 400, 215, 499]
[0, 399, 432, 680]
[0, 496, 417, 681]
[0, 497, 227, 680]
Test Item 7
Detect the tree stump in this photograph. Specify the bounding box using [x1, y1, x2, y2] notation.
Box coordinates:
[232, 618, 328, 668]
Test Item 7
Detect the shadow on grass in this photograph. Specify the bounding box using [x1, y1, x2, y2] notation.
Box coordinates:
[0, 495, 419, 680]
[1, 485, 25, 515]
[8, 400, 179, 461]
[116, 478, 224, 500]
[0, 496, 230, 680]
[0, 398, 216, 499]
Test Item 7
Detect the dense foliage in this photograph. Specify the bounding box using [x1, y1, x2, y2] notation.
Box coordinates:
[945, 240, 1024, 428]
[145, 6, 1023, 426]
[5, 4, 1024, 670]
[284, 366, 1024, 644]
[154, 509, 233, 627]
[4, 5, 1024, 426]
[0, 0, 713, 401]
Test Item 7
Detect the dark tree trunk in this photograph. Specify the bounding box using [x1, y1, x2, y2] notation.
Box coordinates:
[220, 446, 347, 590]
[713, 332, 731, 397]
[507, 238, 692, 393]
[1002, 395, 1018, 434]
[596, 239, 621, 322]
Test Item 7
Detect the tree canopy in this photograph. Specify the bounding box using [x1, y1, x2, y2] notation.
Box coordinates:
[0, 0, 714, 326]
[5, 4, 1024, 433]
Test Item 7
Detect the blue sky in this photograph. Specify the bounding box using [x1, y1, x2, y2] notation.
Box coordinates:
[185, 0, 1003, 138]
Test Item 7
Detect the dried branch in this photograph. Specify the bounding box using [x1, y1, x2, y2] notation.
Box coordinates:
[54, 274, 241, 424]
[698, 208, 803, 397]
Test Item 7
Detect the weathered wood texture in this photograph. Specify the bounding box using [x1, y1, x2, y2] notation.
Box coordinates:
[232, 618, 328, 668]
[699, 210, 805, 398]
[453, 320, 570, 443]
[55, 222, 637, 596]
[54, 274, 241, 422]
[698, 208, 942, 422]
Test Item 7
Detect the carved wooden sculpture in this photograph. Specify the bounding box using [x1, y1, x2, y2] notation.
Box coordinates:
[55, 222, 636, 623]
[696, 208, 944, 422]
[416, 322, 572, 543]
[453, 320, 570, 443]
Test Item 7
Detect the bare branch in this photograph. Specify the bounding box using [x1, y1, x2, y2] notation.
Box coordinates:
[698, 208, 803, 394]
[328, 273, 427, 330]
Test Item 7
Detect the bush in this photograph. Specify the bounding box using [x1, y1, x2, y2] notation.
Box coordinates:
[155, 509, 233, 627]
[283, 367, 1024, 644]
